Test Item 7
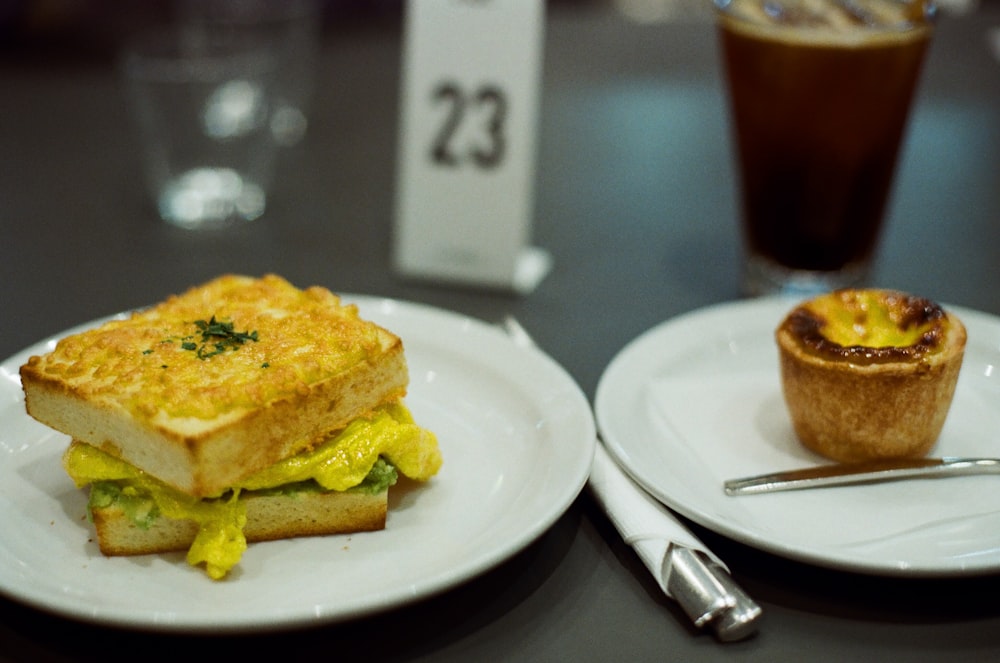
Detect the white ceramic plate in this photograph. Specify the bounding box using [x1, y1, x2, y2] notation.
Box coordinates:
[596, 297, 1000, 577]
[0, 296, 595, 631]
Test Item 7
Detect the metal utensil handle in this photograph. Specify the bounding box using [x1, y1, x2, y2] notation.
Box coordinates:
[725, 457, 1000, 496]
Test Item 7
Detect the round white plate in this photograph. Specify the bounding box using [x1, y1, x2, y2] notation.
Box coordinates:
[596, 296, 1000, 577]
[0, 296, 595, 631]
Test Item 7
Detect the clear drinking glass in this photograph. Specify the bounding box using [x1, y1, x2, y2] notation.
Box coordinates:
[122, 28, 280, 229]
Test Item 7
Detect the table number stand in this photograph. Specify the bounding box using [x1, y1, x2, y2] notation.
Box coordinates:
[392, 0, 551, 294]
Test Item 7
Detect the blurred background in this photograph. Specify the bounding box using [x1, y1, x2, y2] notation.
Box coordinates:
[0, 0, 773, 62]
[0, 0, 987, 59]
[1, 0, 995, 374]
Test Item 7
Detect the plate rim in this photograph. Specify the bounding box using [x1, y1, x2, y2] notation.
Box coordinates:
[0, 295, 596, 632]
[595, 295, 1000, 578]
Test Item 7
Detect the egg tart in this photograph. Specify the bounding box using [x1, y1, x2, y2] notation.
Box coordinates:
[775, 289, 966, 463]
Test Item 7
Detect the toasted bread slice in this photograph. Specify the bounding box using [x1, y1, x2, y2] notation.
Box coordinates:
[21, 275, 408, 497]
[91, 488, 388, 557]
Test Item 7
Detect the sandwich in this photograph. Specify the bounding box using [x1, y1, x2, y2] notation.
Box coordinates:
[19, 274, 442, 579]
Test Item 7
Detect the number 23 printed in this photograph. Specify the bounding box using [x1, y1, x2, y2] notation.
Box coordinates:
[430, 82, 508, 169]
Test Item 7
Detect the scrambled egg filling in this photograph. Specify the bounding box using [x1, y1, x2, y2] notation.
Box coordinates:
[806, 290, 935, 348]
[63, 402, 442, 580]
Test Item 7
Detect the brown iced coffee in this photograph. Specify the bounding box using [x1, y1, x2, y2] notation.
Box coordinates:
[716, 0, 934, 295]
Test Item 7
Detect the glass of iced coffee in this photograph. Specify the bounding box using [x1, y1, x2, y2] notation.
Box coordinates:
[715, 0, 935, 296]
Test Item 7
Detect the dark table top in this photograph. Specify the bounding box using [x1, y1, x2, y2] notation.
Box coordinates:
[2, 3, 999, 661]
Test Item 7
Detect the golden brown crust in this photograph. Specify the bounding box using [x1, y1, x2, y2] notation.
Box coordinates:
[776, 290, 967, 463]
[20, 275, 409, 496]
[91, 489, 388, 557]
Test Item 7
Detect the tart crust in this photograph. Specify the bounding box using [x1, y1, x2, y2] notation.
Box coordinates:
[775, 289, 966, 463]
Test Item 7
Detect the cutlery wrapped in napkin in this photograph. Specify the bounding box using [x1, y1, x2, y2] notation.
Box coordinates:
[588, 443, 762, 641]
[498, 316, 761, 640]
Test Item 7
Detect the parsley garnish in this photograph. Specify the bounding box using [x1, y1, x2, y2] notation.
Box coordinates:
[183, 316, 259, 360]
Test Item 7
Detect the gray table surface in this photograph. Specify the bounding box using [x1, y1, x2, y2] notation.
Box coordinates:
[2, 3, 999, 661]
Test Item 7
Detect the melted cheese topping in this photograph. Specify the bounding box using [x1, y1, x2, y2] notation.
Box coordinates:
[64, 402, 442, 579]
[27, 274, 392, 419]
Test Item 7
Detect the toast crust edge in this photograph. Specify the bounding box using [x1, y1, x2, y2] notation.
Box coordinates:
[90, 488, 389, 557]
[22, 339, 408, 497]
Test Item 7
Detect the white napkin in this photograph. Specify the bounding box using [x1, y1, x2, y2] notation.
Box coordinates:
[588, 442, 728, 598]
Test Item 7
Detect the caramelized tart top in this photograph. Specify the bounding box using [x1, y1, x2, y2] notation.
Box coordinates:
[778, 289, 951, 365]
